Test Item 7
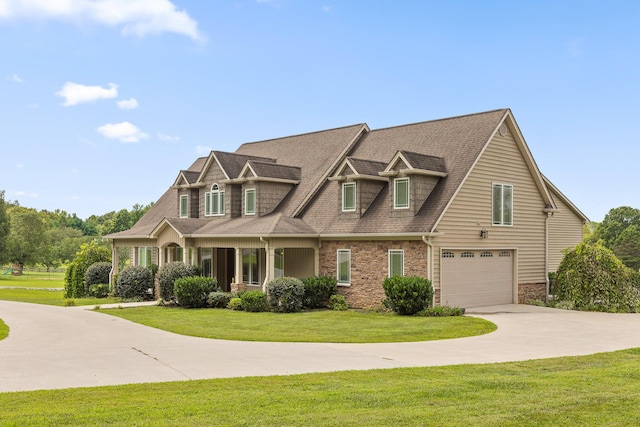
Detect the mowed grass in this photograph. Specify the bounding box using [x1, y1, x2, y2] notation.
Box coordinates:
[2, 349, 640, 426]
[104, 306, 496, 343]
[0, 270, 64, 288]
[0, 318, 8, 340]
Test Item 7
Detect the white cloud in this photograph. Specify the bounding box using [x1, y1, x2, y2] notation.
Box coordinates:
[7, 73, 23, 83]
[56, 82, 118, 106]
[117, 97, 138, 109]
[0, 0, 203, 41]
[195, 145, 212, 155]
[157, 132, 180, 142]
[97, 121, 149, 143]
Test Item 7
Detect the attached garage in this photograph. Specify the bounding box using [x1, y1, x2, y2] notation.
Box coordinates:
[440, 249, 515, 308]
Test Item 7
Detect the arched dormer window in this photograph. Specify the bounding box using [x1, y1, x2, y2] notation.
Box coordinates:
[205, 183, 225, 216]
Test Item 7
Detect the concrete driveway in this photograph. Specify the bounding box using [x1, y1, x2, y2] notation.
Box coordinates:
[2, 301, 640, 392]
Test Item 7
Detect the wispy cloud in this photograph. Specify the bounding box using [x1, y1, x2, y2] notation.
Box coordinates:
[97, 121, 149, 143]
[56, 82, 118, 106]
[7, 73, 23, 83]
[117, 98, 138, 110]
[158, 133, 180, 142]
[0, 0, 204, 42]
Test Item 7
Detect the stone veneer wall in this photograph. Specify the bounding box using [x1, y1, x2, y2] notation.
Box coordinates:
[518, 282, 546, 304]
[319, 240, 428, 308]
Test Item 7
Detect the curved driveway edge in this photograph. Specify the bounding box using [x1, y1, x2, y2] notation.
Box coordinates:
[2, 301, 640, 393]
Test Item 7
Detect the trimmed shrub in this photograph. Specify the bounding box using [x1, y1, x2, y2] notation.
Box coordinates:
[208, 291, 233, 308]
[302, 275, 337, 308]
[418, 306, 464, 317]
[84, 262, 112, 292]
[228, 297, 243, 310]
[382, 276, 433, 315]
[64, 241, 111, 298]
[88, 283, 110, 298]
[116, 266, 153, 300]
[555, 242, 640, 312]
[267, 277, 305, 313]
[157, 262, 197, 300]
[240, 290, 269, 312]
[174, 276, 218, 308]
[328, 294, 348, 311]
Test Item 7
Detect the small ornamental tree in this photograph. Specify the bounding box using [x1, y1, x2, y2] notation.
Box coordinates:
[64, 241, 111, 298]
[554, 242, 640, 312]
[382, 276, 433, 315]
[156, 262, 197, 300]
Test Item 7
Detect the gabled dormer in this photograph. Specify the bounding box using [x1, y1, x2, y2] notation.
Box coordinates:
[223, 159, 301, 217]
[329, 157, 387, 219]
[379, 150, 447, 217]
[171, 170, 205, 218]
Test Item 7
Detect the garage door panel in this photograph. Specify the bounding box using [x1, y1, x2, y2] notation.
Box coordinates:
[441, 250, 513, 308]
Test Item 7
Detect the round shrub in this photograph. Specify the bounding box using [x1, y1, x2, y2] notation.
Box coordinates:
[208, 291, 233, 308]
[240, 290, 269, 312]
[227, 297, 243, 310]
[555, 242, 640, 312]
[328, 294, 348, 311]
[302, 275, 337, 308]
[88, 283, 110, 298]
[382, 276, 433, 315]
[267, 277, 305, 313]
[116, 266, 153, 300]
[174, 276, 218, 308]
[84, 262, 112, 293]
[157, 262, 197, 300]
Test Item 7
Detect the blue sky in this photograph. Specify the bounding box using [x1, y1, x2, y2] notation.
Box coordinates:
[1, 0, 639, 222]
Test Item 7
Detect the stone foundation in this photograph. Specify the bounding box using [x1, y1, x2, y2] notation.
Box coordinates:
[518, 282, 546, 304]
[230, 283, 262, 293]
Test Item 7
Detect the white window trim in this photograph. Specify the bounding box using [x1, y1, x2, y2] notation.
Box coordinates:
[394, 177, 410, 209]
[388, 249, 404, 277]
[242, 248, 261, 286]
[245, 188, 256, 216]
[179, 195, 188, 218]
[204, 192, 212, 216]
[492, 183, 513, 226]
[337, 249, 351, 286]
[138, 247, 152, 268]
[342, 182, 356, 212]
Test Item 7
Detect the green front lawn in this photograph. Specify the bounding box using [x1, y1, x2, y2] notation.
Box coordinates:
[2, 349, 640, 426]
[104, 306, 495, 343]
[0, 288, 120, 307]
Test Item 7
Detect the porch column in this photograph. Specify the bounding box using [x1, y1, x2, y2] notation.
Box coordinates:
[264, 247, 275, 292]
[314, 247, 320, 276]
[182, 247, 189, 264]
[109, 242, 119, 292]
[157, 246, 164, 268]
[234, 247, 243, 284]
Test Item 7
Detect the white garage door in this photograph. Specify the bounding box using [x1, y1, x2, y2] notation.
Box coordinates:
[440, 249, 514, 308]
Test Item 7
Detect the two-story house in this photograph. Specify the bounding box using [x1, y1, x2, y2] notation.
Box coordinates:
[106, 109, 587, 308]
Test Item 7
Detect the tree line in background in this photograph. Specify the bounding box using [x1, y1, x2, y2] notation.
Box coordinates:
[0, 190, 153, 272]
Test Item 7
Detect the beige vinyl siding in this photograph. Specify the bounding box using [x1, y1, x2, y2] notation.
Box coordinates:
[283, 248, 315, 278]
[548, 193, 584, 272]
[433, 128, 547, 291]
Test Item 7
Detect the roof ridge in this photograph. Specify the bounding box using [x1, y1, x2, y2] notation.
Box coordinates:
[371, 108, 509, 133]
[238, 123, 366, 147]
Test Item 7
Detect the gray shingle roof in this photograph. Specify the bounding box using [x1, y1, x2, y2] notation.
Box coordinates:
[346, 157, 387, 176]
[246, 160, 301, 181]
[213, 151, 276, 179]
[398, 151, 447, 174]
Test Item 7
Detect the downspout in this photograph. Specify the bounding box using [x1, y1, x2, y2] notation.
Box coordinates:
[260, 236, 269, 292]
[545, 212, 551, 303]
[422, 236, 434, 306]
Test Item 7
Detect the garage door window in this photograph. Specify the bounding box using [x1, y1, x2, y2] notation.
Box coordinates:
[388, 250, 404, 277]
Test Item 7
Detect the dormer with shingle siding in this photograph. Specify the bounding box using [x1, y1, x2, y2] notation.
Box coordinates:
[329, 157, 387, 219]
[379, 150, 448, 217]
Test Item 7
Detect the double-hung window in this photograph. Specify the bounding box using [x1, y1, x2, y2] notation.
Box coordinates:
[342, 182, 356, 212]
[242, 248, 260, 286]
[205, 184, 225, 216]
[138, 247, 152, 267]
[337, 249, 351, 285]
[245, 189, 256, 215]
[394, 177, 409, 209]
[492, 183, 513, 226]
[179, 195, 188, 218]
[388, 249, 404, 277]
